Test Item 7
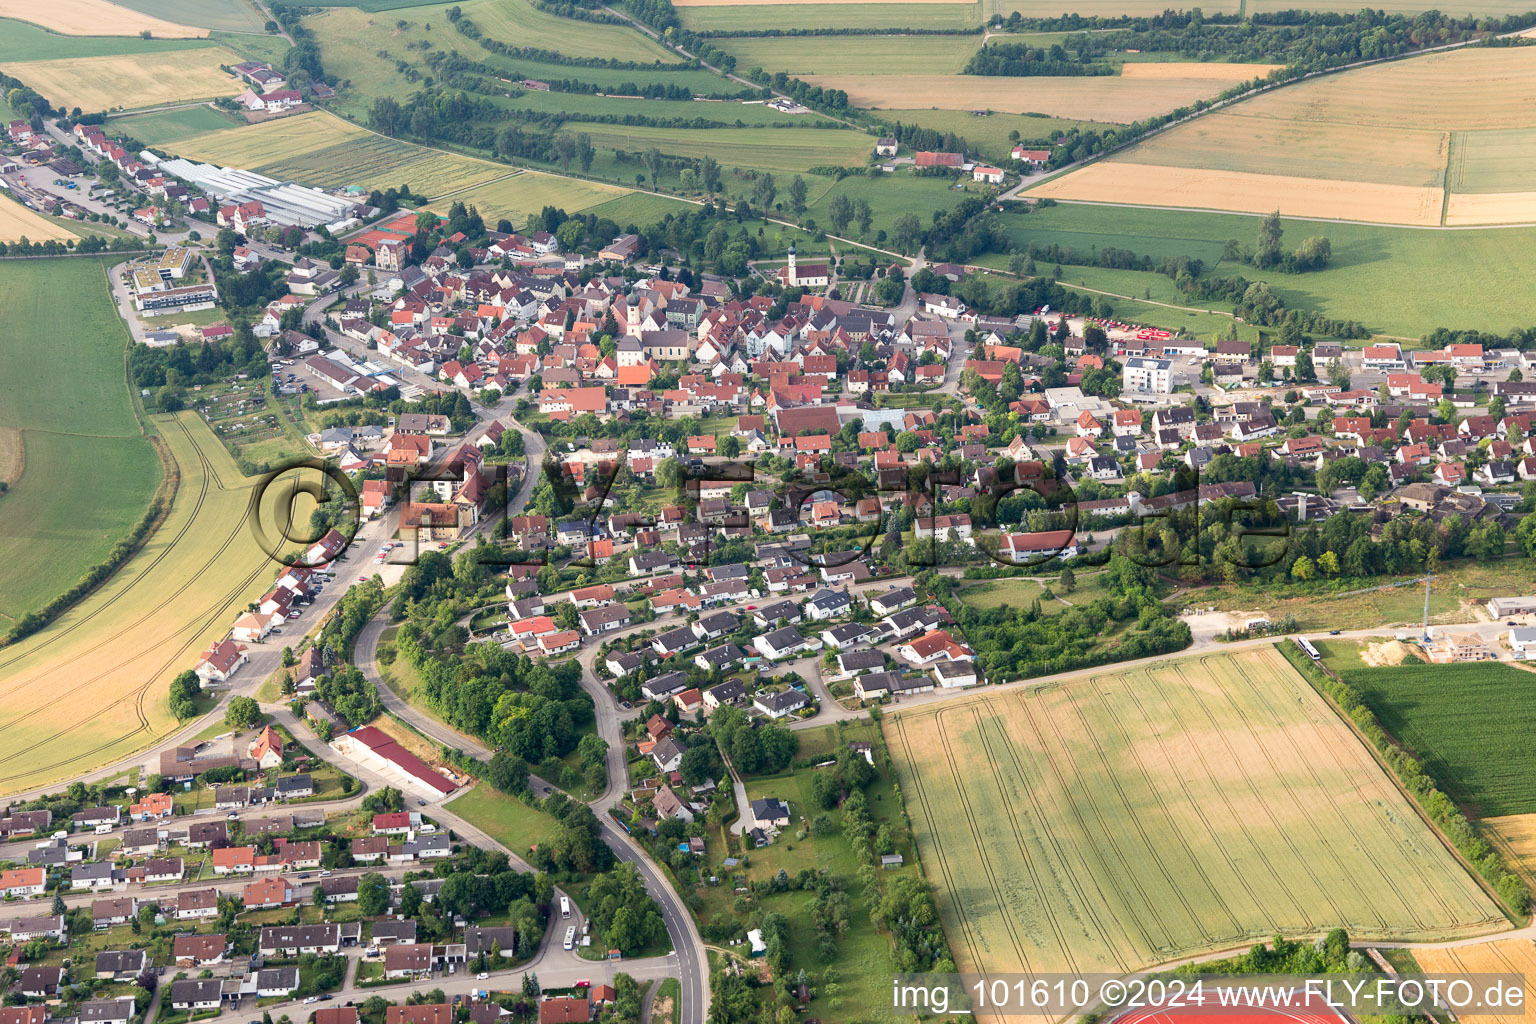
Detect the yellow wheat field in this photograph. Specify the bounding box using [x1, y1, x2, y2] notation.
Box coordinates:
[0, 0, 205, 37]
[1119, 61, 1280, 80]
[1483, 813, 1536, 884]
[173, 110, 370, 166]
[1412, 941, 1536, 1024]
[885, 647, 1504, 984]
[1444, 192, 1536, 226]
[1236, 48, 1536, 131]
[0, 200, 78, 244]
[1029, 161, 1444, 225]
[1, 48, 242, 112]
[802, 72, 1243, 122]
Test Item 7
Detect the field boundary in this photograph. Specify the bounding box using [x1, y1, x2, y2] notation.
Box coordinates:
[1276, 642, 1529, 923]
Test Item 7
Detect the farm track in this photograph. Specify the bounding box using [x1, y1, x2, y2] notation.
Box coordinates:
[0, 416, 272, 785]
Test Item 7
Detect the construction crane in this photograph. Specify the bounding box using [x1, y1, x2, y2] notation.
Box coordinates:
[1422, 562, 1433, 643]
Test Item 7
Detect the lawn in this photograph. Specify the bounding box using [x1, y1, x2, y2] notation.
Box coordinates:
[0, 411, 280, 797]
[108, 104, 243, 145]
[1340, 659, 1536, 818]
[886, 647, 1504, 977]
[955, 572, 1106, 614]
[877, 108, 1116, 160]
[446, 785, 562, 861]
[996, 201, 1536, 338]
[0, 46, 244, 112]
[0, 17, 210, 60]
[0, 259, 161, 621]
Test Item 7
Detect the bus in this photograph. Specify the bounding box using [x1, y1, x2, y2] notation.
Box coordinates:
[563, 926, 576, 951]
[1295, 637, 1320, 661]
[560, 896, 571, 920]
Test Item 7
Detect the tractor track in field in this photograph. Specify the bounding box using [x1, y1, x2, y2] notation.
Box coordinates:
[936, 705, 1035, 972]
[1099, 667, 1249, 943]
[0, 417, 216, 675]
[988, 697, 1133, 973]
[891, 713, 985, 970]
[1013, 683, 1175, 956]
[971, 704, 1080, 974]
[1056, 681, 1219, 957]
[1227, 651, 1450, 933]
[1161, 662, 1312, 924]
[0, 418, 274, 785]
[1197, 652, 1374, 933]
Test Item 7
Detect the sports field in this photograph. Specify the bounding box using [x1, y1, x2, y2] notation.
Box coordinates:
[1, 46, 242, 112]
[0, 0, 204, 36]
[802, 72, 1253, 123]
[1339, 660, 1536, 818]
[885, 647, 1504, 977]
[563, 123, 875, 175]
[1033, 48, 1536, 225]
[445, 172, 630, 223]
[0, 259, 159, 622]
[0, 412, 288, 796]
[0, 197, 79, 243]
[1413, 941, 1536, 1024]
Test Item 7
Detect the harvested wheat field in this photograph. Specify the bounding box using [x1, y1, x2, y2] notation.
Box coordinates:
[1119, 61, 1279, 80]
[2, 47, 240, 111]
[1030, 162, 1444, 225]
[802, 72, 1242, 122]
[0, 199, 77, 244]
[1413, 941, 1536, 1024]
[885, 647, 1503, 979]
[0, 0, 204, 36]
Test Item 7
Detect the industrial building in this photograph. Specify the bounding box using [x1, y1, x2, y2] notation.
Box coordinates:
[147, 155, 362, 231]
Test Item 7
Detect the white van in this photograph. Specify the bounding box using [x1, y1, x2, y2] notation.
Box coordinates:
[563, 926, 576, 951]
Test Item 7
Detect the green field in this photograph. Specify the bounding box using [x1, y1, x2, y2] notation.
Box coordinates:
[108, 104, 242, 145]
[0, 18, 209, 61]
[716, 33, 982, 75]
[496, 90, 804, 126]
[581, 191, 694, 228]
[956, 573, 1108, 614]
[887, 647, 1504, 977]
[676, 2, 984, 31]
[803, 171, 972, 237]
[111, 0, 267, 32]
[999, 202, 1536, 338]
[1341, 659, 1536, 818]
[564, 123, 874, 176]
[1449, 129, 1536, 194]
[208, 29, 293, 66]
[0, 411, 280, 796]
